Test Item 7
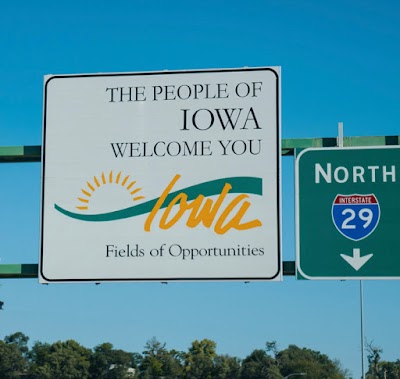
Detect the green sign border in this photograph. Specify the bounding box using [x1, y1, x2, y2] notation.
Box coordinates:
[296, 146, 400, 280]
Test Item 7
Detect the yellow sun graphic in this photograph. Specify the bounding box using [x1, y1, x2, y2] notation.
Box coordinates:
[76, 171, 145, 211]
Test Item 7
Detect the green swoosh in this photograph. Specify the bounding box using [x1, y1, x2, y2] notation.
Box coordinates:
[55, 176, 262, 222]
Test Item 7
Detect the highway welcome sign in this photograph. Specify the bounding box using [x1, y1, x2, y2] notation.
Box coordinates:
[40, 67, 281, 282]
[296, 146, 400, 280]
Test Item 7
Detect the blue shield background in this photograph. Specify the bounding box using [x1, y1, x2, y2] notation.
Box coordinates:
[331, 194, 380, 241]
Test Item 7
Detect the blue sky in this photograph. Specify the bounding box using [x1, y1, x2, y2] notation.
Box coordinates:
[1, 0, 400, 377]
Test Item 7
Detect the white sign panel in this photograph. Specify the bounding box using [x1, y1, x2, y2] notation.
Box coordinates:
[40, 67, 281, 282]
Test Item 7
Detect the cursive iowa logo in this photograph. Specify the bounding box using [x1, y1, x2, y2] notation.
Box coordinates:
[55, 172, 263, 235]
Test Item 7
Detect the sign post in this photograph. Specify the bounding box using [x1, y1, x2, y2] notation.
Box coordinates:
[40, 67, 281, 282]
[296, 146, 400, 280]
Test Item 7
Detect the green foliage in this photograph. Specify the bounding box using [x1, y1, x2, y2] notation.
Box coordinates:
[265, 341, 279, 357]
[365, 343, 400, 379]
[89, 342, 138, 379]
[213, 355, 241, 379]
[28, 339, 91, 379]
[139, 337, 184, 379]
[380, 360, 400, 379]
[184, 339, 217, 379]
[0, 340, 27, 378]
[241, 349, 282, 379]
[6, 331, 400, 379]
[4, 331, 30, 358]
[366, 342, 383, 379]
[276, 345, 346, 379]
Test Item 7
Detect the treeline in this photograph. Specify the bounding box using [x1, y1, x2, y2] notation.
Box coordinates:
[0, 332, 350, 379]
[365, 342, 400, 378]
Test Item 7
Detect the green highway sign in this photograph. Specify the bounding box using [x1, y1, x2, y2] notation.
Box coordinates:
[296, 146, 400, 280]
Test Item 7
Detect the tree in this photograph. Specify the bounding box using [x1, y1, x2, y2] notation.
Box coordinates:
[0, 340, 28, 378]
[379, 360, 400, 379]
[365, 342, 388, 379]
[213, 354, 241, 379]
[28, 341, 52, 378]
[139, 337, 183, 379]
[276, 345, 345, 379]
[4, 331, 30, 358]
[265, 341, 279, 358]
[240, 349, 282, 379]
[184, 339, 217, 379]
[28, 339, 91, 379]
[0, 332, 357, 379]
[90, 342, 138, 379]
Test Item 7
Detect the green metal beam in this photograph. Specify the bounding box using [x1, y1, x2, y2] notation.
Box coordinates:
[0, 262, 296, 279]
[0, 145, 41, 163]
[281, 135, 400, 155]
[1, 136, 400, 162]
[0, 264, 39, 279]
[1, 134, 398, 279]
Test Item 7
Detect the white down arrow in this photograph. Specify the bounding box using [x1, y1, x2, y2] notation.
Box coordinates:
[340, 248, 373, 271]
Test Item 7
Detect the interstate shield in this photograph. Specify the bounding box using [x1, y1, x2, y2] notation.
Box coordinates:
[331, 194, 380, 241]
